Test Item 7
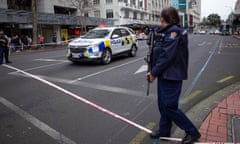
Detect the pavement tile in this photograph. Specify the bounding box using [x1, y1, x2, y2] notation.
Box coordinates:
[236, 110, 240, 115]
[227, 109, 235, 114]
[218, 101, 227, 108]
[198, 88, 240, 142]
[218, 126, 227, 135]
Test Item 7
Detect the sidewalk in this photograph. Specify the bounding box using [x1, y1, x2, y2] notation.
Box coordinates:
[197, 34, 240, 142]
[198, 89, 240, 142]
[171, 81, 240, 143]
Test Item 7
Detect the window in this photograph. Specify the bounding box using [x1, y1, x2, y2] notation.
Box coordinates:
[124, 10, 129, 18]
[111, 29, 122, 39]
[140, 13, 144, 20]
[84, 12, 89, 17]
[93, 0, 100, 5]
[94, 10, 101, 18]
[133, 11, 137, 19]
[120, 29, 130, 37]
[106, 9, 114, 19]
[106, 0, 113, 4]
[133, 0, 136, 5]
[82, 29, 110, 39]
[7, 0, 31, 11]
[54, 6, 77, 15]
[139, 0, 143, 8]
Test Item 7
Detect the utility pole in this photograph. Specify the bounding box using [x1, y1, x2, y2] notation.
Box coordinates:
[32, 0, 38, 49]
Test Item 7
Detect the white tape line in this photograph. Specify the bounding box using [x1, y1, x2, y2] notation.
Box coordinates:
[160, 137, 182, 141]
[21, 39, 74, 48]
[0, 96, 77, 144]
[3, 64, 153, 134]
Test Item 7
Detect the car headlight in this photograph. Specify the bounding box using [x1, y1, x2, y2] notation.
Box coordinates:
[90, 43, 100, 56]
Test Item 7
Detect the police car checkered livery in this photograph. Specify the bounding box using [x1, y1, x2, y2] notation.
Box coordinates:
[66, 26, 138, 64]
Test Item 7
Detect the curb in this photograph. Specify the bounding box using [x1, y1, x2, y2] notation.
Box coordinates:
[233, 35, 240, 40]
[172, 81, 240, 141]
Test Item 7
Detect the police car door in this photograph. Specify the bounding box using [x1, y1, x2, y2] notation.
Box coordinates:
[120, 28, 131, 52]
[110, 29, 122, 54]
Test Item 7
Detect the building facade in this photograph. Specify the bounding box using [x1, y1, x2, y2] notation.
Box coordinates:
[0, 0, 175, 43]
[171, 0, 201, 30]
[187, 0, 201, 31]
[0, 0, 114, 43]
[229, 0, 240, 34]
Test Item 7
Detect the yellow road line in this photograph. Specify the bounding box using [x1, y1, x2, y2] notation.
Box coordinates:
[217, 75, 235, 83]
[129, 122, 156, 144]
[182, 90, 202, 104]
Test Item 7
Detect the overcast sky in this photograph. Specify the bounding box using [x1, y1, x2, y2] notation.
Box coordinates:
[201, 0, 237, 20]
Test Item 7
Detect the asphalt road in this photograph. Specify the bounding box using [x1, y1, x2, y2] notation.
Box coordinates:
[0, 34, 240, 144]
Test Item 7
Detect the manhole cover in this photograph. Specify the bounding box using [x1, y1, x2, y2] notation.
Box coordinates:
[232, 116, 240, 142]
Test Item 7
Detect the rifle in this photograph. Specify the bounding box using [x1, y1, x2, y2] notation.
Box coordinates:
[144, 28, 155, 96]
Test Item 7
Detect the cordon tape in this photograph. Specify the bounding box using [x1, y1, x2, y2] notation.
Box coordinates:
[2, 64, 182, 142]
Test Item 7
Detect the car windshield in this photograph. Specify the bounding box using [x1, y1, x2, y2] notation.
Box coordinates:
[82, 29, 110, 39]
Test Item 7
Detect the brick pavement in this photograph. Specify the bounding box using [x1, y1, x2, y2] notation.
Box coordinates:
[198, 89, 240, 142]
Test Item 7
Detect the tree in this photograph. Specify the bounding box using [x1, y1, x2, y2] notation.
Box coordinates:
[32, 0, 38, 49]
[66, 0, 93, 33]
[207, 14, 221, 27]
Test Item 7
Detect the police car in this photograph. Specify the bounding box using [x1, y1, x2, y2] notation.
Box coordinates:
[66, 26, 138, 64]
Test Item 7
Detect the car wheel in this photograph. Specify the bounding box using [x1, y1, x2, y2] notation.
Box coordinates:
[129, 45, 137, 57]
[101, 49, 112, 64]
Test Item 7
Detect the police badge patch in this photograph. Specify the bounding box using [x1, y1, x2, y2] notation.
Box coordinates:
[170, 32, 177, 39]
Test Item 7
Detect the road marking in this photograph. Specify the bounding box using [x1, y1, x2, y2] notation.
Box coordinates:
[71, 57, 143, 82]
[135, 65, 147, 74]
[129, 122, 156, 144]
[217, 40, 223, 54]
[217, 75, 235, 84]
[183, 40, 221, 98]
[8, 62, 67, 75]
[181, 90, 202, 104]
[3, 64, 153, 134]
[34, 58, 69, 63]
[198, 41, 206, 46]
[0, 96, 77, 144]
[9, 72, 155, 99]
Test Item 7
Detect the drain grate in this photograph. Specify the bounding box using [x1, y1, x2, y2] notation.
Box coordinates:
[232, 116, 240, 142]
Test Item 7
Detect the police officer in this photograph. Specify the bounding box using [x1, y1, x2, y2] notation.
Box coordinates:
[0, 29, 12, 64]
[146, 7, 201, 143]
[0, 28, 8, 65]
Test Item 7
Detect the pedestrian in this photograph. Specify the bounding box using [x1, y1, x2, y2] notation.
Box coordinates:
[146, 7, 201, 143]
[52, 34, 57, 47]
[3, 34, 12, 63]
[21, 35, 28, 50]
[0, 28, 11, 64]
[39, 34, 44, 48]
[26, 35, 32, 49]
[10, 34, 21, 52]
